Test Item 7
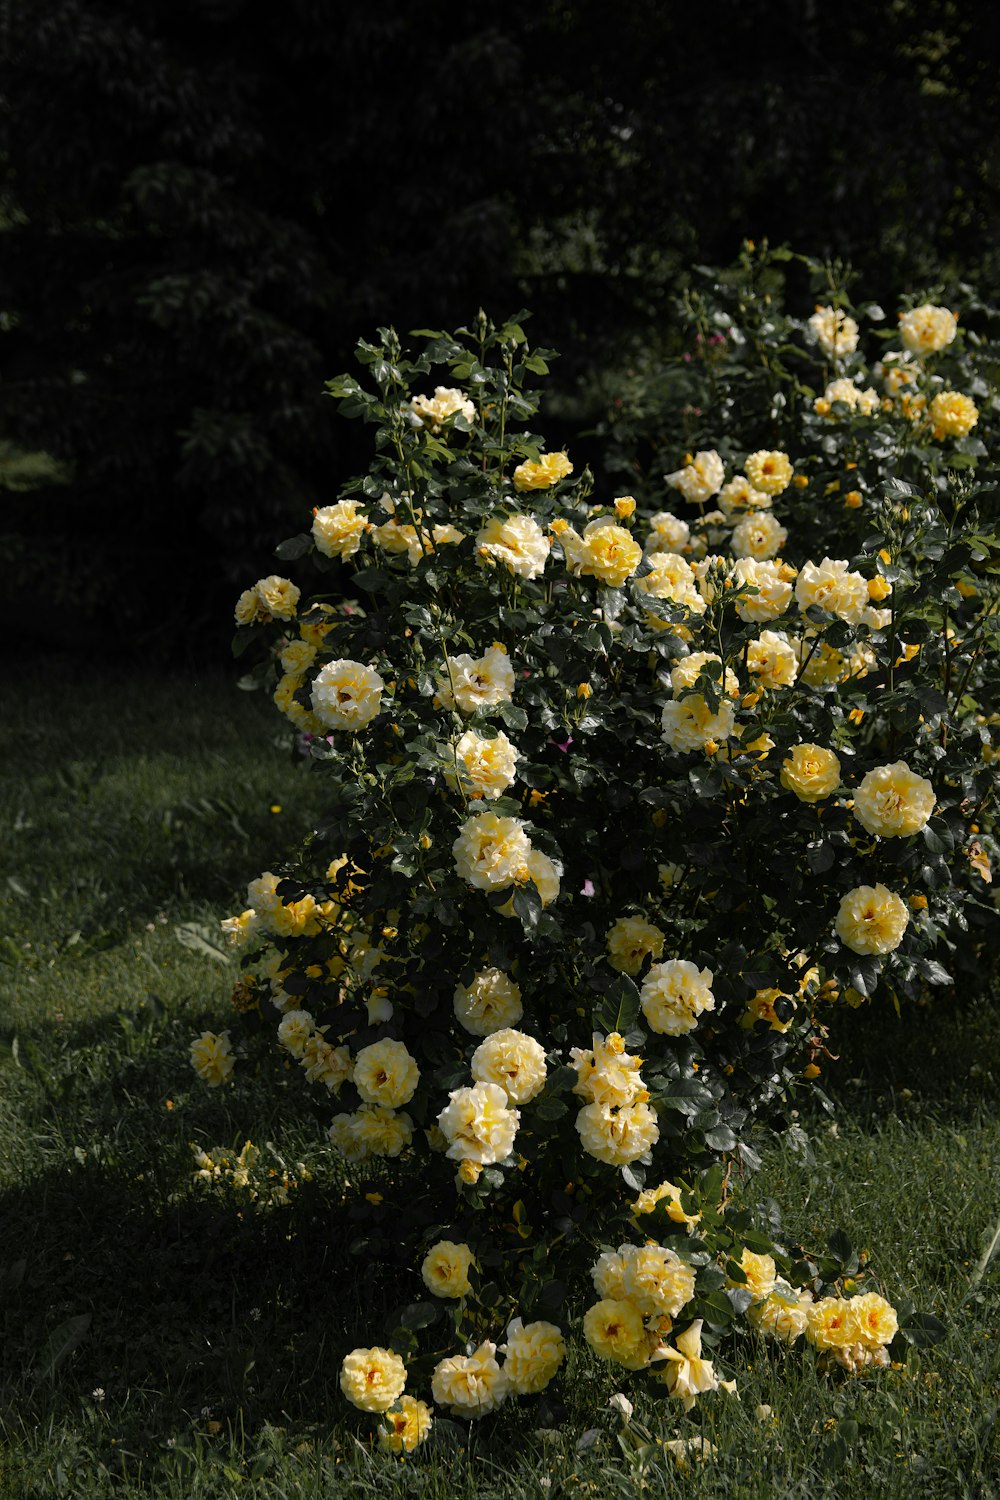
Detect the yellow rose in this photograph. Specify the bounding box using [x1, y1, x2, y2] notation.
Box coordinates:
[471, 1028, 547, 1104]
[898, 303, 957, 355]
[748, 1281, 812, 1341]
[665, 450, 725, 503]
[731, 558, 795, 622]
[805, 1296, 856, 1350]
[853, 761, 935, 838]
[560, 519, 642, 587]
[300, 1035, 352, 1091]
[407, 385, 475, 432]
[614, 495, 637, 520]
[253, 574, 300, 621]
[352, 1039, 420, 1108]
[437, 1081, 519, 1165]
[780, 744, 842, 802]
[633, 552, 707, 623]
[733, 1249, 777, 1302]
[835, 884, 909, 955]
[795, 557, 868, 623]
[583, 1298, 648, 1367]
[632, 1180, 701, 1233]
[421, 1240, 474, 1299]
[512, 451, 573, 490]
[446, 729, 519, 800]
[436, 644, 515, 714]
[475, 514, 550, 578]
[453, 968, 523, 1036]
[500, 1318, 566, 1394]
[190, 1030, 235, 1087]
[376, 1395, 433, 1454]
[234, 586, 268, 626]
[571, 1032, 647, 1109]
[328, 1105, 413, 1160]
[731, 511, 788, 561]
[740, 988, 794, 1033]
[746, 630, 797, 690]
[623, 1245, 697, 1317]
[814, 378, 879, 417]
[670, 652, 739, 699]
[848, 1291, 898, 1348]
[278, 639, 316, 677]
[606, 915, 666, 976]
[656, 1319, 719, 1410]
[808, 305, 859, 358]
[661, 695, 736, 754]
[311, 659, 384, 731]
[744, 450, 793, 496]
[452, 811, 531, 891]
[591, 1246, 632, 1300]
[575, 1100, 659, 1165]
[276, 1009, 314, 1058]
[340, 1346, 407, 1413]
[640, 959, 716, 1036]
[929, 390, 978, 440]
[431, 1342, 507, 1417]
[645, 510, 691, 553]
[312, 500, 368, 560]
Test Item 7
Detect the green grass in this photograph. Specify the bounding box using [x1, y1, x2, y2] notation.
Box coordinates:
[0, 668, 998, 1498]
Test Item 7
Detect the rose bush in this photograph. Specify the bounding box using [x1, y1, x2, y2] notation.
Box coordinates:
[191, 297, 977, 1449]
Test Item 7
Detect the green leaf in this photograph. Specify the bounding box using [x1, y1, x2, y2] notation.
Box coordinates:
[174, 923, 231, 966]
[592, 975, 641, 1037]
[399, 1301, 440, 1331]
[274, 533, 312, 561]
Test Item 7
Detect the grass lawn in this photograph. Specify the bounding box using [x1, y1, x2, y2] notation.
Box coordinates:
[0, 667, 997, 1498]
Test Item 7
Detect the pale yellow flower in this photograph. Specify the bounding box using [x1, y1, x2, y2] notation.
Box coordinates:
[446, 729, 519, 800]
[328, 1105, 413, 1160]
[835, 884, 909, 955]
[656, 1319, 719, 1410]
[731, 557, 795, 622]
[407, 386, 475, 431]
[452, 812, 531, 891]
[278, 639, 316, 677]
[645, 511, 691, 555]
[436, 644, 515, 714]
[731, 511, 788, 561]
[560, 519, 642, 587]
[353, 1039, 420, 1109]
[220, 909, 259, 947]
[571, 1032, 647, 1110]
[376, 1395, 433, 1454]
[795, 557, 868, 624]
[340, 1346, 407, 1413]
[734, 1249, 777, 1302]
[853, 761, 935, 838]
[592, 1246, 633, 1301]
[583, 1298, 649, 1367]
[512, 452, 573, 490]
[190, 1030, 235, 1086]
[805, 1297, 856, 1350]
[661, 694, 736, 753]
[718, 475, 772, 520]
[606, 915, 666, 975]
[640, 959, 715, 1036]
[744, 450, 793, 496]
[670, 651, 739, 699]
[666, 450, 725, 503]
[311, 659, 384, 731]
[312, 500, 368, 560]
[929, 390, 978, 440]
[623, 1245, 697, 1317]
[471, 1028, 547, 1104]
[808, 305, 860, 358]
[453, 968, 523, 1036]
[746, 630, 797, 690]
[475, 514, 549, 578]
[795, 631, 845, 686]
[814, 378, 879, 417]
[437, 1081, 519, 1165]
[501, 1318, 566, 1394]
[633, 552, 707, 623]
[740, 987, 795, 1033]
[431, 1342, 507, 1417]
[300, 1035, 352, 1091]
[632, 1180, 701, 1233]
[276, 1009, 314, 1059]
[898, 303, 957, 355]
[421, 1240, 474, 1299]
[575, 1100, 659, 1165]
[848, 1292, 898, 1347]
[780, 744, 842, 802]
[748, 1280, 812, 1341]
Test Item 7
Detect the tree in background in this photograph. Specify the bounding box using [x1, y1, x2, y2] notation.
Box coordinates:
[3, 0, 998, 657]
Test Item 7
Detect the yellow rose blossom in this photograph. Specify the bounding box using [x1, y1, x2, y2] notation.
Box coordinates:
[431, 1341, 507, 1418]
[495, 847, 561, 915]
[814, 378, 879, 417]
[670, 652, 740, 699]
[645, 510, 691, 554]
[500, 1318, 566, 1394]
[740, 987, 794, 1032]
[471, 1028, 547, 1104]
[446, 728, 519, 800]
[730, 557, 795, 622]
[475, 514, 550, 578]
[868, 575, 892, 602]
[640, 959, 716, 1035]
[661, 694, 736, 754]
[835, 883, 909, 955]
[407, 385, 475, 432]
[853, 761, 935, 838]
[633, 1180, 701, 1233]
[806, 1297, 857, 1350]
[190, 1030, 235, 1086]
[421, 1240, 474, 1299]
[435, 644, 515, 714]
[731, 511, 788, 561]
[452, 812, 531, 891]
[437, 1081, 519, 1165]
[633, 552, 707, 623]
[746, 630, 797, 690]
[512, 451, 573, 490]
[276, 1009, 314, 1058]
[666, 449, 725, 503]
[848, 1292, 898, 1347]
[734, 1249, 777, 1302]
[808, 304, 859, 357]
[278, 639, 316, 677]
[352, 1039, 420, 1109]
[929, 390, 979, 440]
[328, 1105, 413, 1160]
[453, 968, 523, 1036]
[571, 1032, 648, 1110]
[576, 1100, 660, 1165]
[780, 744, 842, 802]
[795, 557, 869, 623]
[614, 495, 637, 519]
[220, 908, 259, 947]
[623, 1245, 697, 1317]
[592, 1246, 633, 1300]
[583, 1298, 648, 1367]
[744, 450, 793, 495]
[748, 1281, 813, 1341]
[300, 1034, 352, 1092]
[558, 518, 643, 587]
[656, 1319, 719, 1410]
[898, 303, 957, 355]
[312, 499, 368, 561]
[718, 475, 772, 521]
[606, 915, 666, 976]
[376, 1395, 433, 1454]
[311, 658, 384, 732]
[340, 1346, 407, 1413]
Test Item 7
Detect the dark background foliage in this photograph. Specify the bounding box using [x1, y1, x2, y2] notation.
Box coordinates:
[4, 0, 999, 663]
